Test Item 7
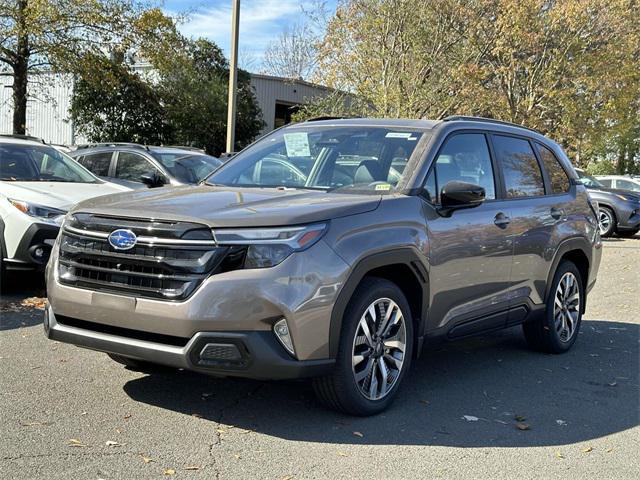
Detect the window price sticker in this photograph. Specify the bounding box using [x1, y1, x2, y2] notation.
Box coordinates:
[284, 132, 311, 157]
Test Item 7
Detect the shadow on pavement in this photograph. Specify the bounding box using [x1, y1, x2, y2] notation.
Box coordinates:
[0, 271, 46, 331]
[123, 319, 639, 448]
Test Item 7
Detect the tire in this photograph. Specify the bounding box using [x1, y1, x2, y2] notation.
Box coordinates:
[313, 277, 414, 416]
[597, 206, 616, 237]
[523, 260, 584, 353]
[106, 353, 166, 373]
[617, 229, 639, 238]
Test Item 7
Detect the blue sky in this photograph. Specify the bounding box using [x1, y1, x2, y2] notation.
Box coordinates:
[163, 1, 337, 70]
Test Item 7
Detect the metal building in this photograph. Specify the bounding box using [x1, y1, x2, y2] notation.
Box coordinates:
[0, 72, 330, 145]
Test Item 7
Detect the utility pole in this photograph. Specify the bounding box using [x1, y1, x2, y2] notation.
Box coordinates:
[226, 0, 240, 154]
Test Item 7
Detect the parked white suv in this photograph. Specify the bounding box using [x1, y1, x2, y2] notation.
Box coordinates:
[594, 175, 640, 193]
[0, 135, 131, 281]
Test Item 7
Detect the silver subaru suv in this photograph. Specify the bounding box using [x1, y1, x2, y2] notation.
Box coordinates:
[45, 117, 601, 415]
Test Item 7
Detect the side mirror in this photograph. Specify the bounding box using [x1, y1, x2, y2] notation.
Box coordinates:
[140, 171, 166, 188]
[440, 181, 486, 211]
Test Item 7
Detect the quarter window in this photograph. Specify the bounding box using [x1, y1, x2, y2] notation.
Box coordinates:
[79, 152, 112, 177]
[116, 152, 158, 181]
[493, 135, 545, 197]
[428, 133, 496, 202]
[536, 144, 570, 194]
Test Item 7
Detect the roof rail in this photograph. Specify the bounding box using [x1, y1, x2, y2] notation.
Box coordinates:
[75, 142, 150, 151]
[304, 116, 355, 122]
[442, 116, 540, 134]
[162, 145, 206, 153]
[0, 133, 46, 144]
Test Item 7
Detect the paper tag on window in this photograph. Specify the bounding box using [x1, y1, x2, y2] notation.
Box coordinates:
[284, 132, 311, 157]
[375, 183, 392, 191]
[385, 132, 412, 139]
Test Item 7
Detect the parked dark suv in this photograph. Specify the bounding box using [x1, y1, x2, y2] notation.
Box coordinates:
[575, 168, 640, 237]
[70, 144, 223, 188]
[45, 117, 601, 415]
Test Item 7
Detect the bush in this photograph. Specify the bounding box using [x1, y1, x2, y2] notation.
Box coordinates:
[585, 160, 616, 176]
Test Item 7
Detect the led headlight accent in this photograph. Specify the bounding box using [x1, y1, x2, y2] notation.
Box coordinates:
[213, 223, 327, 268]
[8, 199, 66, 225]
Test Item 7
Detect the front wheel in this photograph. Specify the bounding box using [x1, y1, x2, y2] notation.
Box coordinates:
[313, 277, 414, 416]
[523, 260, 584, 353]
[598, 207, 616, 237]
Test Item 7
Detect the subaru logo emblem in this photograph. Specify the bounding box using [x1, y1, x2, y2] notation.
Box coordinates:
[108, 229, 137, 250]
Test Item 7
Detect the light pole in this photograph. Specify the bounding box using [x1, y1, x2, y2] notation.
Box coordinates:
[226, 0, 240, 154]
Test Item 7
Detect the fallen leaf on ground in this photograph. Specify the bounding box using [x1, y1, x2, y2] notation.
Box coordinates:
[140, 456, 154, 464]
[516, 423, 530, 431]
[216, 428, 226, 434]
[68, 438, 88, 447]
[124, 413, 132, 419]
[185, 466, 200, 471]
[281, 476, 294, 480]
[163, 468, 176, 476]
[514, 415, 526, 422]
[605, 447, 613, 453]
[21, 297, 47, 309]
[352, 431, 364, 438]
[555, 451, 565, 459]
[105, 440, 124, 447]
[462, 415, 479, 422]
[582, 446, 593, 453]
[338, 451, 349, 457]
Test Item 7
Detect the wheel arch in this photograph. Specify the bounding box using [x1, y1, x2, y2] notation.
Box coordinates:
[328, 248, 429, 357]
[545, 238, 591, 313]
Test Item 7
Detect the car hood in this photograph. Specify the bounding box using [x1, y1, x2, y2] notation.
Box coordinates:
[71, 185, 382, 227]
[0, 181, 131, 211]
[586, 186, 640, 201]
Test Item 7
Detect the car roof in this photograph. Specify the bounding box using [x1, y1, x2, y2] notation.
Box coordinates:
[0, 136, 48, 147]
[293, 117, 440, 130]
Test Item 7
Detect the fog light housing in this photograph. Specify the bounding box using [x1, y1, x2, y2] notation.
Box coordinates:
[273, 318, 295, 356]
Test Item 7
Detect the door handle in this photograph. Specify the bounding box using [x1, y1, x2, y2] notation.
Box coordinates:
[550, 207, 564, 220]
[494, 212, 511, 228]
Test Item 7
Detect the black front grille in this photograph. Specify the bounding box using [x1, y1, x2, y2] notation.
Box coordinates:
[57, 214, 230, 300]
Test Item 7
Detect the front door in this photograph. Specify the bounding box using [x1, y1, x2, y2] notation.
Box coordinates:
[422, 132, 514, 336]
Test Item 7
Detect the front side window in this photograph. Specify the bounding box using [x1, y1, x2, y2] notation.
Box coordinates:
[115, 152, 159, 181]
[493, 135, 545, 197]
[425, 133, 496, 202]
[536, 143, 570, 194]
[598, 178, 612, 187]
[80, 152, 112, 177]
[207, 126, 426, 193]
[0, 144, 97, 183]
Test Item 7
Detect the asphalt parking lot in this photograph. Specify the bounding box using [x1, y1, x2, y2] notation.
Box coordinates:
[1, 237, 638, 480]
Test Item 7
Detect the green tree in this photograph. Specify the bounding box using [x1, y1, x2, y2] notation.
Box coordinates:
[69, 54, 170, 144]
[156, 38, 263, 154]
[0, 0, 172, 134]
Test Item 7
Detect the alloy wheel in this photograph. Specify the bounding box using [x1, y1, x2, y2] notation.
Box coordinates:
[351, 298, 407, 400]
[553, 272, 581, 342]
[598, 209, 612, 235]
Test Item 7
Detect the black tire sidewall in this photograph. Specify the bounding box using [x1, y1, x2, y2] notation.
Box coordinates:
[333, 277, 414, 415]
[544, 261, 584, 352]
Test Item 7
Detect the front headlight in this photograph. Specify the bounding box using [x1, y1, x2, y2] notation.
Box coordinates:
[213, 223, 327, 268]
[8, 199, 66, 225]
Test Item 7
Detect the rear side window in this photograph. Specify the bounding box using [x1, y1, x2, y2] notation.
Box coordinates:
[536, 144, 570, 194]
[79, 152, 112, 176]
[493, 135, 544, 197]
[598, 178, 612, 187]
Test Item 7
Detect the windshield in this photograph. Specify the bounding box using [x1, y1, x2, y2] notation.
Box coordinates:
[576, 172, 604, 188]
[0, 143, 98, 183]
[206, 126, 426, 192]
[154, 152, 223, 183]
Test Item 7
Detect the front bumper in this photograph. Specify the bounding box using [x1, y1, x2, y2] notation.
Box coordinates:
[2, 222, 59, 271]
[616, 202, 640, 231]
[44, 305, 334, 380]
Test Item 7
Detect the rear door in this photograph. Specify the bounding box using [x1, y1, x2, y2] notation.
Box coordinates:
[491, 134, 568, 321]
[423, 132, 515, 337]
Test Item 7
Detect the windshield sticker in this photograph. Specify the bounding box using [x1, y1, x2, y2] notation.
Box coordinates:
[385, 132, 413, 139]
[375, 183, 392, 191]
[284, 132, 311, 157]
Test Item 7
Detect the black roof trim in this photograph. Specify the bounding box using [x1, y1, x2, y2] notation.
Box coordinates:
[0, 133, 46, 144]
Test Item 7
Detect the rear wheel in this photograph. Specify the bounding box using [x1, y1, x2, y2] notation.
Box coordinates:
[523, 260, 584, 353]
[597, 206, 616, 237]
[313, 277, 414, 416]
